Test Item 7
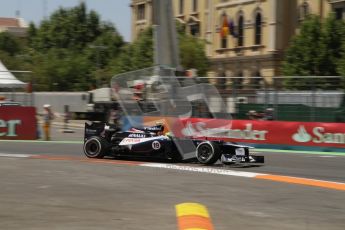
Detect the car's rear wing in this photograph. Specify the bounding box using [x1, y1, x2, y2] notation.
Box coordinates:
[84, 121, 106, 140]
[130, 125, 164, 133]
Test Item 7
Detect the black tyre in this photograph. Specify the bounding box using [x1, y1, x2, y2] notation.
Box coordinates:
[196, 142, 221, 165]
[83, 136, 108, 159]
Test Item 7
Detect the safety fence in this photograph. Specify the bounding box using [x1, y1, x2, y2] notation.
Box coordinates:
[2, 66, 344, 123]
[201, 76, 345, 122]
[111, 67, 344, 123]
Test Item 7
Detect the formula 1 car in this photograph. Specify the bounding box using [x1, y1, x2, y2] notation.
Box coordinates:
[83, 122, 264, 165]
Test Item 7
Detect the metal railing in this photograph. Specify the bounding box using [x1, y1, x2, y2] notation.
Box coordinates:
[112, 69, 344, 122]
[3, 65, 344, 123]
[200, 76, 345, 122]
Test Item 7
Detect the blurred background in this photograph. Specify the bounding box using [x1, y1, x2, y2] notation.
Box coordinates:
[0, 0, 345, 122]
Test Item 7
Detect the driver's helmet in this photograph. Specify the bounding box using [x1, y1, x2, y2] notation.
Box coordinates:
[155, 122, 164, 135]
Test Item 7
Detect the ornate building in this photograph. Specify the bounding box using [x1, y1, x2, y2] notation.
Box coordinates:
[130, 0, 342, 85]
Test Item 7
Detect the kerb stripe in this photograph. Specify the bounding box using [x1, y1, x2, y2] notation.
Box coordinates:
[176, 203, 214, 230]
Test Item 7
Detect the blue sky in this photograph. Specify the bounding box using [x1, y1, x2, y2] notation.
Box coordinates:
[0, 0, 131, 41]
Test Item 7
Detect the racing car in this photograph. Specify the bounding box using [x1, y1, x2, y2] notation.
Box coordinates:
[83, 121, 264, 165]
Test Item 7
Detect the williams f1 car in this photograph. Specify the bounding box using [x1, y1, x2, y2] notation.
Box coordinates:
[83, 122, 264, 165]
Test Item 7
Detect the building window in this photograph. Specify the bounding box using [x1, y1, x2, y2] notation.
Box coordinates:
[299, 1, 309, 21]
[192, 0, 198, 12]
[188, 15, 200, 37]
[251, 71, 262, 89]
[190, 23, 200, 36]
[137, 4, 145, 20]
[220, 13, 229, 48]
[234, 71, 243, 89]
[221, 37, 227, 49]
[335, 8, 344, 20]
[179, 0, 184, 15]
[255, 13, 262, 45]
[238, 15, 244, 47]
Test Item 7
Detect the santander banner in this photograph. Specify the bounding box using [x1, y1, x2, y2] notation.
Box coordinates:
[143, 117, 345, 148]
[0, 106, 37, 140]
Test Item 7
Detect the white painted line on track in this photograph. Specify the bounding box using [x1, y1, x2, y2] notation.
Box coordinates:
[0, 153, 34, 158]
[141, 163, 266, 178]
[1, 153, 344, 191]
[252, 148, 345, 157]
[140, 163, 345, 191]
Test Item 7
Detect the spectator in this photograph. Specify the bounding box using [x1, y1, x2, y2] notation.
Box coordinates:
[247, 110, 258, 120]
[42, 104, 54, 141]
[264, 108, 275, 120]
[256, 111, 265, 120]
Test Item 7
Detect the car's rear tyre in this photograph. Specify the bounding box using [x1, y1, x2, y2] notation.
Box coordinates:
[83, 136, 108, 159]
[196, 142, 221, 165]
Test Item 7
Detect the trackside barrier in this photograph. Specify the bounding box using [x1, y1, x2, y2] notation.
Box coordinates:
[0, 106, 37, 140]
[123, 116, 345, 152]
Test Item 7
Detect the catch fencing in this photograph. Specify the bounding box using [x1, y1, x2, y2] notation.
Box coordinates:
[113, 68, 345, 122]
[2, 66, 344, 123]
[111, 68, 344, 123]
[204, 76, 344, 122]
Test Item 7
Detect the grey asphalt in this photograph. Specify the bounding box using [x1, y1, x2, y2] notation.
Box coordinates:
[1, 138, 345, 183]
[1, 123, 345, 183]
[0, 124, 345, 229]
[0, 157, 344, 230]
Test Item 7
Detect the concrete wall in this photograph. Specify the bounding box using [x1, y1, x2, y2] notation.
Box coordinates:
[0, 92, 90, 114]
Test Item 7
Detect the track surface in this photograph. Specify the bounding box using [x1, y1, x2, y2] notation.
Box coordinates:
[0, 126, 345, 229]
[1, 140, 345, 183]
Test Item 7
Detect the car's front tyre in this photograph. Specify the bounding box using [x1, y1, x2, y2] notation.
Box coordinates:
[83, 136, 108, 159]
[196, 142, 221, 165]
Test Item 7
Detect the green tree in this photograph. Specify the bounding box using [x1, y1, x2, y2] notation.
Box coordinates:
[0, 32, 22, 56]
[110, 28, 154, 75]
[25, 2, 125, 91]
[338, 49, 345, 89]
[282, 14, 345, 89]
[110, 26, 209, 77]
[321, 14, 345, 76]
[29, 3, 106, 51]
[0, 32, 28, 82]
[179, 34, 209, 76]
[337, 22, 345, 89]
[283, 15, 323, 76]
[32, 49, 92, 91]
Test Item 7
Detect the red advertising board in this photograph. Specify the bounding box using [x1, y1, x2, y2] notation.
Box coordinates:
[143, 117, 345, 148]
[0, 106, 37, 140]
